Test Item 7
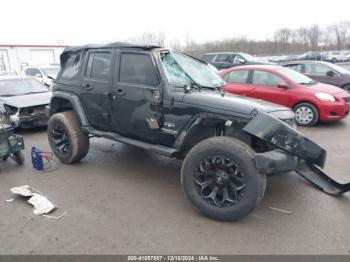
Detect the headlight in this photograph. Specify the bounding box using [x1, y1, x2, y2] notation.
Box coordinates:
[315, 93, 335, 102]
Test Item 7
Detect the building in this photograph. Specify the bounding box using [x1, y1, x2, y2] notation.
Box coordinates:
[0, 44, 68, 73]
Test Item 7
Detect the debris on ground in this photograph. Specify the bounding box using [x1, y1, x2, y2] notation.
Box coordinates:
[43, 211, 68, 220]
[269, 206, 293, 215]
[10, 185, 56, 215]
[5, 199, 14, 202]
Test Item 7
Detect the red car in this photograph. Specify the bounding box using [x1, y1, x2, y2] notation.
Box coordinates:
[219, 65, 350, 126]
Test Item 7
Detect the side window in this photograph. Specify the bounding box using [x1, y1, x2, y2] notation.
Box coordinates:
[87, 52, 112, 81]
[201, 54, 216, 63]
[25, 68, 33, 76]
[304, 64, 329, 75]
[215, 54, 229, 63]
[252, 71, 283, 87]
[60, 52, 82, 80]
[227, 70, 249, 83]
[285, 64, 302, 72]
[119, 53, 158, 86]
[32, 68, 41, 76]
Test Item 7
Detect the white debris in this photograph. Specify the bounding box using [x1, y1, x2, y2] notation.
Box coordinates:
[269, 206, 292, 215]
[5, 199, 14, 203]
[43, 211, 68, 220]
[28, 193, 56, 215]
[10, 185, 56, 215]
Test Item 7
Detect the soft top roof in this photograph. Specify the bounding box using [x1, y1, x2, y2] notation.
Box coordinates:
[62, 42, 161, 53]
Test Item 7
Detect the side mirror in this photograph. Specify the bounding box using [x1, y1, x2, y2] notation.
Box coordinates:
[35, 73, 42, 78]
[277, 82, 288, 89]
[326, 70, 335, 77]
[237, 58, 245, 64]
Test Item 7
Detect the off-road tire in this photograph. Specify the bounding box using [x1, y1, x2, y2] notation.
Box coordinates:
[12, 151, 24, 165]
[293, 103, 319, 127]
[48, 111, 89, 164]
[181, 136, 266, 221]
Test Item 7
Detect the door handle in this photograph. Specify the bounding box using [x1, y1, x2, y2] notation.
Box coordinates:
[83, 84, 93, 91]
[115, 89, 126, 96]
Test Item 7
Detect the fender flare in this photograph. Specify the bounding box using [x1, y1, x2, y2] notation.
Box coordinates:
[50, 91, 90, 126]
[173, 113, 246, 152]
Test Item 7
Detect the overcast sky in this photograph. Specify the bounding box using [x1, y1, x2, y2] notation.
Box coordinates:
[2, 0, 350, 46]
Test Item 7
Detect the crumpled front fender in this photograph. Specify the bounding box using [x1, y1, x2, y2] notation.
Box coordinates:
[243, 112, 326, 168]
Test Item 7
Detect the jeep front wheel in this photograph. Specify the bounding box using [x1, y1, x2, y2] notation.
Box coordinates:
[48, 111, 89, 164]
[181, 137, 266, 221]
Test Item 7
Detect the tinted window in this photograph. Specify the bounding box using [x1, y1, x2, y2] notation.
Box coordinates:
[201, 54, 216, 63]
[87, 52, 112, 81]
[119, 53, 158, 86]
[304, 64, 329, 75]
[60, 52, 82, 80]
[285, 64, 302, 72]
[227, 70, 249, 83]
[25, 68, 34, 76]
[252, 71, 284, 87]
[32, 68, 41, 76]
[215, 54, 229, 63]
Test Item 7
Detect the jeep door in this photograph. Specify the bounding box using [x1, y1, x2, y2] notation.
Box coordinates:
[81, 49, 114, 131]
[111, 51, 161, 143]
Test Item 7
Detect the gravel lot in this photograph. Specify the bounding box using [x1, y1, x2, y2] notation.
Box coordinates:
[1, 66, 350, 255]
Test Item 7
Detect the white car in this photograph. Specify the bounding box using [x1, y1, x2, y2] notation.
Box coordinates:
[324, 51, 349, 63]
[22, 65, 60, 87]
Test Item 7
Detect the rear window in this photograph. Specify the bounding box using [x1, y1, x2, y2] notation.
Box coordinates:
[57, 51, 83, 85]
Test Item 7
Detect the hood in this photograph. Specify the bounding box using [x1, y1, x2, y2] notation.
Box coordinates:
[305, 83, 348, 96]
[182, 90, 293, 119]
[0, 92, 51, 108]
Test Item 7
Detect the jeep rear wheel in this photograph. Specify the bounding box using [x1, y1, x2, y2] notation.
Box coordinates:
[48, 111, 89, 164]
[181, 137, 266, 221]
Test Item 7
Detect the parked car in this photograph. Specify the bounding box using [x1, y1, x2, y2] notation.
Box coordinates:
[45, 42, 348, 221]
[23, 65, 60, 87]
[323, 51, 349, 63]
[219, 65, 350, 126]
[0, 76, 51, 128]
[296, 51, 324, 61]
[200, 52, 272, 70]
[283, 61, 350, 93]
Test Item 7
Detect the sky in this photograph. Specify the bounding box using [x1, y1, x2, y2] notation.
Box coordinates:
[1, 0, 350, 46]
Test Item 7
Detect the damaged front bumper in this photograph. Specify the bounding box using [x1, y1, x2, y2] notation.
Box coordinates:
[243, 112, 350, 195]
[10, 110, 48, 129]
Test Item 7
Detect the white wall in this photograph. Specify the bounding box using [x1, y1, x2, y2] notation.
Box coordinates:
[0, 46, 66, 73]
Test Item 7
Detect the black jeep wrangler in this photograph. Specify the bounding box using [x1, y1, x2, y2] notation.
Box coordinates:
[47, 43, 350, 221]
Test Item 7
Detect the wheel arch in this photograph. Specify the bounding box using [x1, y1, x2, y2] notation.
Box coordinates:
[292, 100, 320, 114]
[50, 92, 90, 126]
[174, 114, 252, 158]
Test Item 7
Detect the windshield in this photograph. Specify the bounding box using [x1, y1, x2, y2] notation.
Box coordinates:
[240, 53, 258, 62]
[276, 67, 315, 84]
[326, 63, 350, 75]
[0, 78, 49, 96]
[42, 67, 60, 78]
[160, 51, 225, 88]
